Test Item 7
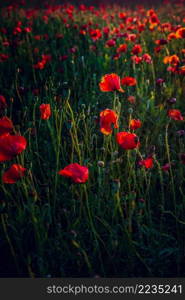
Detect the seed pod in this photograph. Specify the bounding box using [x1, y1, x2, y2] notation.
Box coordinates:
[97, 161, 105, 168]
[167, 97, 176, 104]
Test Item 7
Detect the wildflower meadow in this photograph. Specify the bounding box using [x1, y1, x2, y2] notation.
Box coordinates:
[0, 0, 185, 277]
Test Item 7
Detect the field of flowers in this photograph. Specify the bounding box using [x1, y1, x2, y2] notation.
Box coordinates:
[0, 0, 185, 277]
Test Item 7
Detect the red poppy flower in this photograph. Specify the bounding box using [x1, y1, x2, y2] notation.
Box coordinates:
[139, 157, 154, 169]
[132, 44, 142, 55]
[34, 60, 46, 70]
[119, 12, 127, 19]
[113, 53, 121, 60]
[0, 117, 13, 136]
[126, 33, 137, 42]
[131, 55, 142, 64]
[163, 55, 180, 66]
[150, 14, 159, 25]
[179, 66, 185, 75]
[24, 27, 32, 33]
[2, 164, 26, 184]
[168, 109, 184, 121]
[142, 53, 152, 64]
[116, 44, 127, 53]
[58, 163, 89, 183]
[0, 53, 9, 62]
[89, 29, 102, 41]
[166, 65, 180, 74]
[34, 35, 42, 41]
[40, 104, 51, 120]
[154, 46, 162, 54]
[100, 109, 118, 135]
[121, 76, 137, 86]
[13, 26, 22, 35]
[103, 27, 110, 37]
[106, 39, 116, 47]
[167, 33, 177, 41]
[99, 73, 124, 92]
[0, 95, 7, 111]
[0, 134, 27, 162]
[41, 54, 52, 63]
[155, 39, 168, 45]
[116, 132, 140, 150]
[129, 119, 142, 130]
[176, 27, 185, 39]
[137, 23, 145, 32]
[161, 163, 171, 172]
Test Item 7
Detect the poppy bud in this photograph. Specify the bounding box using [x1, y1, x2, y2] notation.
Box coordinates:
[70, 230, 77, 238]
[128, 107, 133, 114]
[156, 78, 165, 86]
[127, 96, 136, 104]
[176, 130, 185, 137]
[97, 161, 105, 168]
[167, 97, 176, 104]
[161, 163, 171, 172]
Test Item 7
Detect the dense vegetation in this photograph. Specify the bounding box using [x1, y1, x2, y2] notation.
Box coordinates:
[0, 0, 185, 277]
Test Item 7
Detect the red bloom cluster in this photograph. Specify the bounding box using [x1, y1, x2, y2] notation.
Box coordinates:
[99, 73, 137, 92]
[34, 54, 52, 70]
[0, 115, 27, 184]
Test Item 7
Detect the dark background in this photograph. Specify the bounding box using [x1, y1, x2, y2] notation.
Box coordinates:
[1, 0, 184, 8]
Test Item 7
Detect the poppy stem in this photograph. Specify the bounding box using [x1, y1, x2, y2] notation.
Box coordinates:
[1, 214, 20, 275]
[15, 70, 23, 103]
[165, 122, 176, 209]
[154, 158, 165, 236]
[113, 91, 117, 111]
[26, 34, 37, 85]
[165, 122, 181, 272]
[66, 97, 82, 164]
